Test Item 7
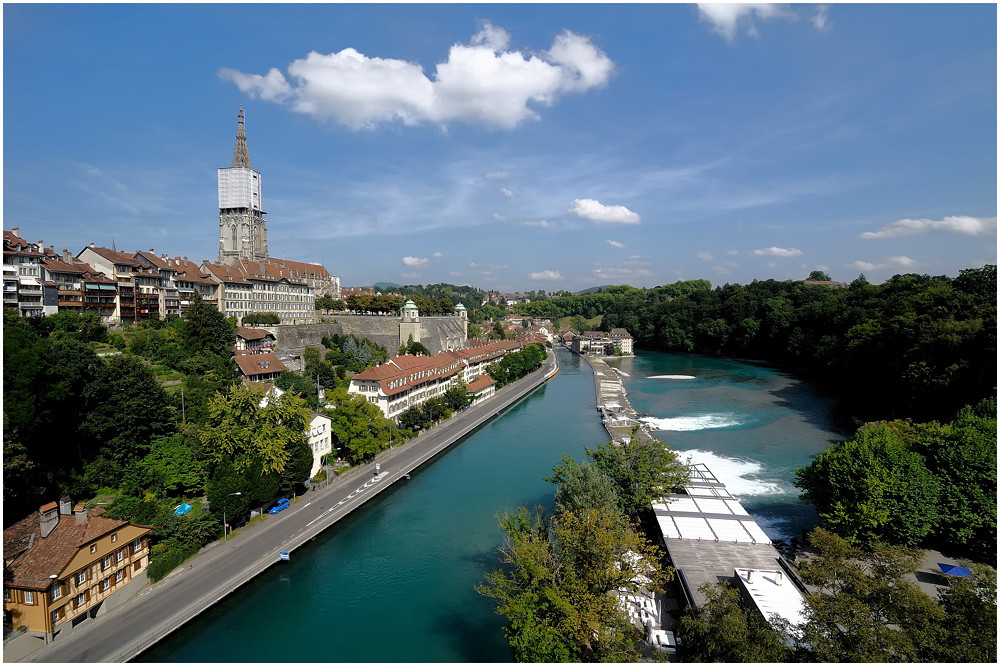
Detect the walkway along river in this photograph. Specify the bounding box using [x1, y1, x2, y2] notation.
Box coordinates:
[21, 352, 559, 663]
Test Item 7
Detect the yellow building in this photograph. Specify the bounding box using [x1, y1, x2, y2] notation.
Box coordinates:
[3, 498, 152, 642]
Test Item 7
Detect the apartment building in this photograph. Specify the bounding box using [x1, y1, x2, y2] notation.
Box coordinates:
[201, 260, 315, 325]
[3, 228, 57, 317]
[348, 339, 523, 421]
[3, 498, 152, 642]
[76, 245, 143, 324]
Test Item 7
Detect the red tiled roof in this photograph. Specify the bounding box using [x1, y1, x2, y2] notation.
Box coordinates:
[235, 352, 286, 378]
[235, 327, 273, 341]
[81, 246, 142, 267]
[3, 509, 147, 590]
[466, 375, 496, 393]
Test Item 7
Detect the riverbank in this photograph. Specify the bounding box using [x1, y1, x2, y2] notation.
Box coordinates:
[580, 353, 656, 444]
[11, 353, 558, 664]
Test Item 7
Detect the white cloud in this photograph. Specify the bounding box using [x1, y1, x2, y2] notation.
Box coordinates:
[433, 251, 443, 257]
[696, 251, 714, 261]
[607, 240, 625, 248]
[522, 220, 555, 228]
[753, 246, 803, 257]
[592, 257, 653, 282]
[492, 213, 507, 221]
[220, 21, 613, 130]
[711, 261, 740, 275]
[812, 5, 831, 31]
[727, 249, 739, 256]
[569, 198, 640, 224]
[402, 256, 429, 267]
[696, 3, 795, 42]
[486, 171, 508, 179]
[529, 269, 563, 280]
[846, 256, 921, 272]
[500, 187, 514, 198]
[860, 215, 997, 239]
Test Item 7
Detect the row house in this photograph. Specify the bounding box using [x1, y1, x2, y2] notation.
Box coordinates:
[132, 252, 217, 318]
[76, 245, 142, 324]
[3, 228, 58, 317]
[348, 339, 523, 421]
[3, 498, 152, 642]
[40, 252, 118, 320]
[201, 260, 315, 325]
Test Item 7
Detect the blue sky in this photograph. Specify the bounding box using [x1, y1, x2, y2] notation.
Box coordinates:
[4, 3, 996, 291]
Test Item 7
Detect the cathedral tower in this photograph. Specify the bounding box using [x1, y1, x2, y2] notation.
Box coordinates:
[218, 107, 268, 264]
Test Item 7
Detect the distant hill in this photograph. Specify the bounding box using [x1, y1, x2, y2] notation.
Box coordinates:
[575, 285, 616, 295]
[373, 281, 402, 291]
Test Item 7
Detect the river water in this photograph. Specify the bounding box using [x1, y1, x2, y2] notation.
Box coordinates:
[141, 349, 845, 663]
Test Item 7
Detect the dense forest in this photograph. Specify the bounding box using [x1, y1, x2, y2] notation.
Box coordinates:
[517, 266, 996, 422]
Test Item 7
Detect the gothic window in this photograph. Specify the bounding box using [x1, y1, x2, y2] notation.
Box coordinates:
[232, 225, 237, 248]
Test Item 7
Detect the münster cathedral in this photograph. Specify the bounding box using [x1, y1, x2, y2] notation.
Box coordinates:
[216, 108, 339, 299]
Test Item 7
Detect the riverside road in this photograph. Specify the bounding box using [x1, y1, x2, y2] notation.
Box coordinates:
[23, 353, 557, 663]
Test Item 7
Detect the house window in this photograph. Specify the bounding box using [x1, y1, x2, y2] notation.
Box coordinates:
[90, 544, 96, 554]
[101, 579, 110, 592]
[114, 570, 124, 583]
[25, 590, 35, 605]
[133, 538, 142, 552]
[102, 555, 111, 570]
[76, 593, 85, 608]
[76, 570, 86, 586]
[49, 585, 61, 601]
[111, 534, 116, 542]
[51, 610, 60, 625]
[2, 588, 8, 602]
[116, 549, 124, 563]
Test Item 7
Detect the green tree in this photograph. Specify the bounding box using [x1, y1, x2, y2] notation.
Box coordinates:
[139, 433, 205, 497]
[82, 354, 176, 466]
[934, 563, 997, 663]
[796, 528, 948, 662]
[795, 422, 941, 547]
[182, 292, 235, 357]
[478, 506, 667, 662]
[200, 383, 310, 474]
[325, 390, 393, 464]
[675, 582, 794, 662]
[586, 428, 689, 516]
[545, 454, 621, 518]
[807, 270, 832, 281]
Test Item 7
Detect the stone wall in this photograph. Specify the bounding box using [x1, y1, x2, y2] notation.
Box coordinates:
[267, 314, 467, 361]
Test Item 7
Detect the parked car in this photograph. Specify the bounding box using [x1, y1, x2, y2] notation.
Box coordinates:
[268, 498, 290, 514]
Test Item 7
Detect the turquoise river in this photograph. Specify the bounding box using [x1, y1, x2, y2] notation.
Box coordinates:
[141, 348, 847, 663]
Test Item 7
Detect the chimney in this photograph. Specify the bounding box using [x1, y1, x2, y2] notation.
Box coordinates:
[74, 504, 88, 524]
[11, 227, 20, 238]
[90, 242, 95, 248]
[149, 248, 155, 253]
[63, 249, 72, 262]
[39, 502, 60, 538]
[774, 571, 782, 586]
[59, 496, 73, 516]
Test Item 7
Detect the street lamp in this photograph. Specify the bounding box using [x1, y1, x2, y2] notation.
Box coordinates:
[223, 492, 242, 542]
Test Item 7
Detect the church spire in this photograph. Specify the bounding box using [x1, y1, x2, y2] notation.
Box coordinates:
[232, 106, 251, 168]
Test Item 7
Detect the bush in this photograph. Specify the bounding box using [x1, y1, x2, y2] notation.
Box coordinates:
[146, 546, 190, 582]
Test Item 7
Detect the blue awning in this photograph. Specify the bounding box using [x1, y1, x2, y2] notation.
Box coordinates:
[939, 563, 972, 578]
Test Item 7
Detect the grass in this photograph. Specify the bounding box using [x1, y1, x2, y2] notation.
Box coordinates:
[556, 314, 603, 331]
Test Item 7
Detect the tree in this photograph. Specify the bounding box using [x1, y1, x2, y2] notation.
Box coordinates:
[477, 505, 667, 662]
[181, 292, 235, 357]
[139, 433, 205, 497]
[544, 454, 621, 518]
[325, 390, 393, 464]
[935, 563, 997, 663]
[807, 270, 832, 281]
[200, 383, 311, 474]
[82, 354, 176, 467]
[795, 422, 941, 547]
[586, 428, 689, 516]
[675, 582, 794, 662]
[796, 528, 947, 662]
